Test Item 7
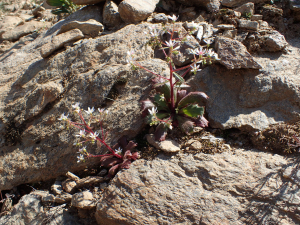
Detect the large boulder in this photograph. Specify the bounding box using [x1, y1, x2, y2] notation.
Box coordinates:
[215, 36, 262, 69]
[95, 149, 299, 224]
[0, 16, 169, 190]
[119, 0, 160, 23]
[187, 40, 300, 130]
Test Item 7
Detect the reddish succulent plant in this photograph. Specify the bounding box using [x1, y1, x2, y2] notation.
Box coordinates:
[100, 136, 139, 178]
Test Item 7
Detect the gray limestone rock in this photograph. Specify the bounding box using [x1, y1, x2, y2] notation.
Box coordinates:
[0, 191, 80, 225]
[103, 0, 123, 28]
[262, 31, 288, 52]
[0, 16, 23, 36]
[186, 40, 300, 130]
[251, 14, 263, 21]
[71, 191, 96, 209]
[41, 28, 85, 58]
[119, 0, 159, 23]
[58, 19, 104, 36]
[146, 134, 181, 153]
[238, 19, 259, 30]
[216, 24, 236, 30]
[215, 36, 262, 69]
[2, 20, 52, 41]
[175, 0, 221, 11]
[95, 149, 299, 224]
[234, 2, 255, 15]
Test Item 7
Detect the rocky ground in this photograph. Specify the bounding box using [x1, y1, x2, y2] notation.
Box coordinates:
[0, 0, 300, 224]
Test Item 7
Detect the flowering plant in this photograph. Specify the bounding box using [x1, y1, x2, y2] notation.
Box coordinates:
[128, 16, 219, 141]
[58, 103, 139, 177]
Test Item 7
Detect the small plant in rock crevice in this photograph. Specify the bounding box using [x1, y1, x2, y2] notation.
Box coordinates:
[127, 16, 219, 141]
[46, 0, 79, 15]
[58, 103, 139, 178]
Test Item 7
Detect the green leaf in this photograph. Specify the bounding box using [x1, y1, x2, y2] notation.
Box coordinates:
[180, 105, 204, 118]
[156, 112, 170, 120]
[173, 72, 185, 83]
[47, 0, 64, 7]
[154, 82, 171, 101]
[153, 94, 169, 111]
[177, 92, 208, 109]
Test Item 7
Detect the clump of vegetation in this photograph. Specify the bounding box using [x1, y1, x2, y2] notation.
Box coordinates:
[58, 103, 139, 178]
[128, 15, 219, 141]
[46, 0, 79, 15]
[251, 121, 300, 154]
[242, 12, 252, 20]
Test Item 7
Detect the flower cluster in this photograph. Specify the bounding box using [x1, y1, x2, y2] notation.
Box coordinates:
[58, 102, 139, 177]
[127, 16, 219, 141]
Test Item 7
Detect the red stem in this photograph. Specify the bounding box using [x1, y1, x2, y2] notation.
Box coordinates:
[72, 111, 122, 159]
[135, 62, 168, 81]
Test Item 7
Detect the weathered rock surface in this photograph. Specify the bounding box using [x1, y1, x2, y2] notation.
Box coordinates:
[119, 0, 159, 23]
[234, 2, 254, 15]
[95, 149, 300, 224]
[58, 19, 104, 36]
[290, 0, 300, 21]
[188, 38, 300, 130]
[251, 14, 263, 21]
[215, 36, 262, 69]
[222, 0, 266, 7]
[146, 134, 181, 153]
[238, 19, 259, 30]
[0, 19, 164, 190]
[0, 16, 23, 36]
[0, 191, 80, 225]
[175, 0, 221, 11]
[41, 28, 84, 58]
[1, 20, 51, 41]
[103, 0, 123, 28]
[71, 191, 96, 209]
[262, 30, 288, 52]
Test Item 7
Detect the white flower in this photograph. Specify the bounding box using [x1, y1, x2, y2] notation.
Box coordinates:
[193, 47, 206, 56]
[168, 14, 178, 22]
[203, 38, 214, 45]
[72, 102, 80, 113]
[40, 18, 46, 23]
[126, 50, 136, 64]
[164, 40, 180, 50]
[58, 113, 68, 121]
[206, 49, 217, 58]
[115, 147, 122, 155]
[78, 146, 87, 153]
[85, 107, 94, 115]
[148, 107, 158, 116]
[190, 63, 202, 73]
[77, 154, 85, 163]
[168, 124, 173, 130]
[89, 132, 99, 140]
[149, 26, 158, 37]
[75, 130, 85, 138]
